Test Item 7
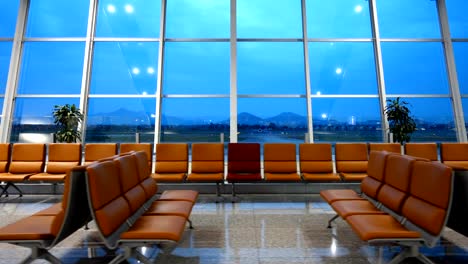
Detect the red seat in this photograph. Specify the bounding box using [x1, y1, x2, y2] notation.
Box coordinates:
[226, 143, 262, 199]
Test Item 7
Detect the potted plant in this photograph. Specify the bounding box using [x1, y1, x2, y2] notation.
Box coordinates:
[384, 97, 416, 144]
[52, 104, 84, 143]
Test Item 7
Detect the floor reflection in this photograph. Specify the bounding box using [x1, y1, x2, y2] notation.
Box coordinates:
[0, 194, 467, 263]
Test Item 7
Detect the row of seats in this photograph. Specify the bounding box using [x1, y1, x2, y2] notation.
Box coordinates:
[1, 142, 467, 197]
[0, 150, 199, 263]
[320, 151, 454, 263]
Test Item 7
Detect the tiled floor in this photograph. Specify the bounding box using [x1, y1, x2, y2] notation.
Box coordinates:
[1, 194, 468, 263]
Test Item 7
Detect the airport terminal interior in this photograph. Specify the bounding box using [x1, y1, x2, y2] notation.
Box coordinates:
[1, 0, 468, 263]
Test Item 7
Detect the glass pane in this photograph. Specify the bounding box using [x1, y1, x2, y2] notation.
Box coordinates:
[166, 0, 229, 38]
[96, 0, 161, 38]
[0, 0, 20, 37]
[312, 98, 382, 142]
[446, 0, 468, 38]
[386, 97, 456, 142]
[90, 42, 158, 95]
[26, 0, 89, 37]
[237, 98, 307, 143]
[0, 42, 13, 93]
[11, 97, 80, 142]
[160, 98, 229, 143]
[0, 98, 3, 115]
[377, 0, 441, 38]
[237, 0, 302, 38]
[163, 42, 229, 94]
[238, 42, 305, 94]
[306, 0, 371, 38]
[381, 42, 448, 94]
[86, 98, 155, 143]
[18, 42, 85, 94]
[454, 42, 468, 94]
[463, 98, 468, 137]
[309, 42, 377, 95]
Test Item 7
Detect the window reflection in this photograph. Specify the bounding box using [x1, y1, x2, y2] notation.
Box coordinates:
[26, 0, 89, 37]
[18, 42, 85, 95]
[381, 42, 448, 94]
[0, 42, 13, 93]
[11, 98, 80, 142]
[163, 42, 230, 94]
[453, 43, 468, 94]
[312, 98, 382, 142]
[0, 0, 19, 37]
[238, 0, 302, 38]
[387, 97, 456, 142]
[377, 0, 440, 38]
[96, 0, 161, 37]
[90, 42, 159, 95]
[86, 98, 155, 143]
[160, 98, 229, 143]
[306, 0, 371, 38]
[309, 42, 377, 95]
[166, 0, 229, 38]
[238, 42, 306, 94]
[446, 0, 468, 38]
[237, 98, 307, 143]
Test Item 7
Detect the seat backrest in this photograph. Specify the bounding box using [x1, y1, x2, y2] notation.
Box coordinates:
[377, 154, 416, 214]
[335, 143, 368, 173]
[191, 143, 224, 173]
[369, 143, 401, 154]
[86, 160, 130, 248]
[299, 143, 333, 173]
[228, 143, 261, 173]
[360, 151, 390, 199]
[84, 143, 118, 164]
[133, 151, 158, 200]
[113, 155, 147, 214]
[440, 143, 468, 168]
[402, 161, 453, 245]
[154, 143, 188, 173]
[264, 143, 297, 173]
[9, 143, 46, 173]
[47, 143, 82, 173]
[120, 143, 152, 170]
[404, 143, 438, 161]
[0, 143, 11, 173]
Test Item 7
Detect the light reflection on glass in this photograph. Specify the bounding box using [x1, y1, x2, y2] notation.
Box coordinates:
[132, 67, 140, 75]
[147, 67, 155, 74]
[354, 5, 363, 13]
[321, 113, 327, 119]
[335, 68, 343, 74]
[107, 4, 116, 13]
[124, 4, 134, 14]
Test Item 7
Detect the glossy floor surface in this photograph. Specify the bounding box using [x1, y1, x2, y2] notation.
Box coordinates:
[1, 194, 468, 263]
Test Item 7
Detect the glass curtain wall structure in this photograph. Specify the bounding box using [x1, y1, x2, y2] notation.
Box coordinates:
[0, 0, 467, 144]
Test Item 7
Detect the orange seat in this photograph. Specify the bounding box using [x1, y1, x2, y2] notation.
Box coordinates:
[347, 160, 453, 263]
[0, 143, 46, 197]
[404, 142, 438, 161]
[153, 143, 188, 182]
[120, 143, 152, 170]
[263, 143, 300, 182]
[368, 143, 401, 154]
[440, 143, 468, 169]
[83, 143, 117, 165]
[186, 143, 225, 196]
[29, 143, 81, 182]
[335, 143, 368, 181]
[320, 150, 390, 205]
[0, 166, 90, 263]
[299, 143, 340, 182]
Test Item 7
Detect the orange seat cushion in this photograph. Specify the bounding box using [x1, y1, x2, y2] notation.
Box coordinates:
[145, 200, 193, 219]
[340, 173, 367, 181]
[264, 173, 301, 182]
[320, 189, 362, 204]
[152, 173, 186, 182]
[302, 173, 341, 182]
[0, 215, 57, 240]
[159, 190, 198, 203]
[186, 172, 224, 182]
[331, 200, 384, 219]
[120, 215, 186, 241]
[347, 214, 421, 241]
